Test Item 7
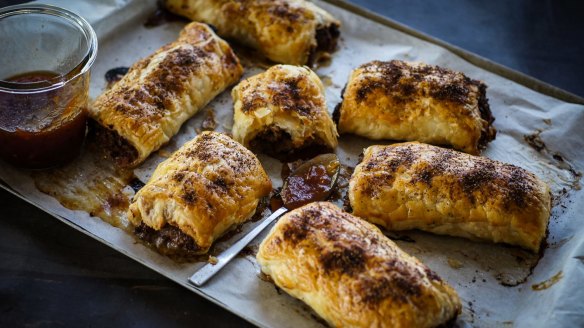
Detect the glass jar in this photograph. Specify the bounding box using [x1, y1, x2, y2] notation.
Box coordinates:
[0, 4, 97, 169]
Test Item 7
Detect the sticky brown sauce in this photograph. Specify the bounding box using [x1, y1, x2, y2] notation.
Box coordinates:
[277, 159, 353, 211]
[0, 71, 88, 169]
[281, 164, 332, 209]
[5, 70, 61, 85]
[270, 188, 284, 211]
[33, 137, 136, 230]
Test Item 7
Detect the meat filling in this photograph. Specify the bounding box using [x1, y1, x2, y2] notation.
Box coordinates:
[249, 125, 332, 162]
[307, 23, 340, 66]
[89, 120, 139, 167]
[476, 83, 497, 150]
[134, 222, 203, 259]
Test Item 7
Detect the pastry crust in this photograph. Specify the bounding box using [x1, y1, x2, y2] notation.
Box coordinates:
[164, 0, 341, 65]
[257, 202, 461, 328]
[335, 60, 496, 154]
[349, 142, 552, 252]
[90, 22, 243, 167]
[232, 65, 338, 159]
[128, 132, 272, 254]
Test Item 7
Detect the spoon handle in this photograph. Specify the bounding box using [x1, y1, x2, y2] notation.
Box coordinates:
[189, 207, 288, 287]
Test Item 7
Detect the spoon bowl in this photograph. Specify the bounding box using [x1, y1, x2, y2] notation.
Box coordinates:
[281, 153, 340, 209]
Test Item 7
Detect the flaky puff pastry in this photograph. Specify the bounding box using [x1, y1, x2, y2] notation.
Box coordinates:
[257, 202, 461, 328]
[90, 22, 243, 167]
[232, 65, 338, 159]
[350, 142, 552, 252]
[128, 132, 271, 254]
[164, 0, 340, 65]
[335, 60, 496, 154]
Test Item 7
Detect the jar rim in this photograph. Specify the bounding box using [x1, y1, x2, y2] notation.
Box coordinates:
[0, 4, 98, 94]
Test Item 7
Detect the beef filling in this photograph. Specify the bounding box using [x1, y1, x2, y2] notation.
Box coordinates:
[476, 83, 497, 150]
[307, 23, 341, 66]
[332, 83, 347, 127]
[332, 102, 342, 126]
[135, 222, 203, 259]
[250, 126, 332, 162]
[88, 120, 139, 167]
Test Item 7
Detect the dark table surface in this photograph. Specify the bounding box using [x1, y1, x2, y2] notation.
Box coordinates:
[1, 1, 583, 327]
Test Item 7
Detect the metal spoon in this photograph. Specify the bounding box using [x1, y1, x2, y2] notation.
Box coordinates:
[189, 153, 341, 287]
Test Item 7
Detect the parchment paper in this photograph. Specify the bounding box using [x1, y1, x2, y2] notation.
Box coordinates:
[2, 0, 583, 327]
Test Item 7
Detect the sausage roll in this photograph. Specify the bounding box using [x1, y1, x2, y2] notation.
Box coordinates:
[163, 0, 341, 65]
[349, 142, 552, 252]
[232, 65, 338, 160]
[128, 132, 272, 256]
[335, 60, 496, 154]
[257, 202, 461, 327]
[90, 22, 243, 167]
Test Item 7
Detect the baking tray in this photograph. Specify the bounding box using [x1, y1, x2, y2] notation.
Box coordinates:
[2, 0, 584, 327]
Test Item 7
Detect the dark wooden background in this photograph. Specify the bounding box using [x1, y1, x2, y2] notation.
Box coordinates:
[1, 0, 583, 327]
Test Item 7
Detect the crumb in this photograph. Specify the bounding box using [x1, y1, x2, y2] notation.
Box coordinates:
[158, 149, 172, 158]
[320, 75, 333, 87]
[524, 130, 545, 152]
[447, 258, 463, 269]
[200, 108, 217, 131]
[208, 255, 218, 265]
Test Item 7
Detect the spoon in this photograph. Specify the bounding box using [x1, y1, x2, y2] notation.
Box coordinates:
[189, 153, 341, 287]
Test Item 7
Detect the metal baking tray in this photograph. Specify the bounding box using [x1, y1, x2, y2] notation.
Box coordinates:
[2, 0, 583, 326]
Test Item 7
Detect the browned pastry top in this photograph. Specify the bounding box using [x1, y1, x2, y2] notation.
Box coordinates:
[164, 0, 340, 65]
[337, 60, 496, 154]
[350, 142, 552, 252]
[358, 142, 539, 209]
[257, 202, 461, 327]
[90, 22, 243, 166]
[128, 131, 272, 253]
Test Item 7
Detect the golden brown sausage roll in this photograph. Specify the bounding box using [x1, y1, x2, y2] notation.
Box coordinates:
[90, 22, 243, 167]
[232, 65, 338, 160]
[335, 60, 496, 154]
[349, 142, 551, 252]
[128, 132, 272, 256]
[257, 202, 461, 328]
[163, 0, 340, 65]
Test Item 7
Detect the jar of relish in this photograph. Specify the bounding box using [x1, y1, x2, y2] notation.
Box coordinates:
[0, 4, 97, 169]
